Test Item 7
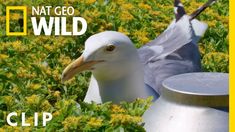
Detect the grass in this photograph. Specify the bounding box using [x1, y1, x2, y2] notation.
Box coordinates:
[0, 0, 228, 131]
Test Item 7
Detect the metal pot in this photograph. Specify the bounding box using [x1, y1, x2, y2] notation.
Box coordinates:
[143, 72, 229, 132]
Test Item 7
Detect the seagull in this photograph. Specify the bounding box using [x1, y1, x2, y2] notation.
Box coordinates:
[61, 0, 216, 104]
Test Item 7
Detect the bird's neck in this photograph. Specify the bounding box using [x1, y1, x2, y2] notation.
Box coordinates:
[94, 66, 151, 103]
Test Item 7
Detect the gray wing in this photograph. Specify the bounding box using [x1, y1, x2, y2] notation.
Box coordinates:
[138, 15, 208, 94]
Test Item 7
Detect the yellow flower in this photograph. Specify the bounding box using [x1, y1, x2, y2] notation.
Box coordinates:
[3, 96, 14, 106]
[150, 11, 160, 16]
[111, 104, 126, 113]
[203, 52, 229, 63]
[1, 125, 22, 131]
[26, 94, 40, 105]
[0, 54, 9, 59]
[84, 0, 96, 4]
[41, 100, 52, 111]
[44, 44, 53, 51]
[73, 9, 80, 16]
[62, 116, 82, 131]
[58, 55, 71, 66]
[53, 91, 61, 98]
[25, 117, 34, 126]
[28, 72, 36, 79]
[0, 16, 5, 21]
[53, 111, 61, 117]
[199, 44, 206, 55]
[23, 127, 34, 132]
[118, 26, 129, 35]
[12, 40, 23, 51]
[105, 23, 113, 30]
[28, 83, 41, 90]
[11, 86, 21, 94]
[202, 52, 229, 72]
[64, 0, 76, 4]
[116, 0, 126, 5]
[207, 20, 217, 27]
[83, 9, 100, 19]
[133, 30, 150, 44]
[17, 67, 28, 78]
[55, 99, 76, 109]
[120, 11, 134, 21]
[110, 114, 142, 124]
[138, 3, 152, 10]
[98, 25, 105, 32]
[47, 84, 52, 89]
[151, 21, 168, 32]
[121, 3, 134, 10]
[0, 128, 5, 132]
[88, 117, 103, 127]
[52, 69, 60, 81]
[10, 13, 21, 20]
[45, 68, 52, 76]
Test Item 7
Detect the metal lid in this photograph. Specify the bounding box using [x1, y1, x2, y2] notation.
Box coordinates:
[162, 72, 229, 107]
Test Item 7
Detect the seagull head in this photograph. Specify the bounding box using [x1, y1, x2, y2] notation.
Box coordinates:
[61, 31, 141, 82]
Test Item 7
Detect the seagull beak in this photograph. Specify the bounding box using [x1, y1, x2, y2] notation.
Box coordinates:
[61, 55, 102, 82]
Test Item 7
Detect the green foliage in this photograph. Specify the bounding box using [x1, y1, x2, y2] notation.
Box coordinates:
[0, 0, 228, 131]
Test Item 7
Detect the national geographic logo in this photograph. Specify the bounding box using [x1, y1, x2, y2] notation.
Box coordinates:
[6, 6, 27, 36]
[5, 6, 87, 36]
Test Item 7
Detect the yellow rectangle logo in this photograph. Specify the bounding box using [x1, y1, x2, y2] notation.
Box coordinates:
[6, 6, 27, 36]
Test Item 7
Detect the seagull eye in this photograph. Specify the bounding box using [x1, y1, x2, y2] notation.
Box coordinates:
[105, 45, 116, 52]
